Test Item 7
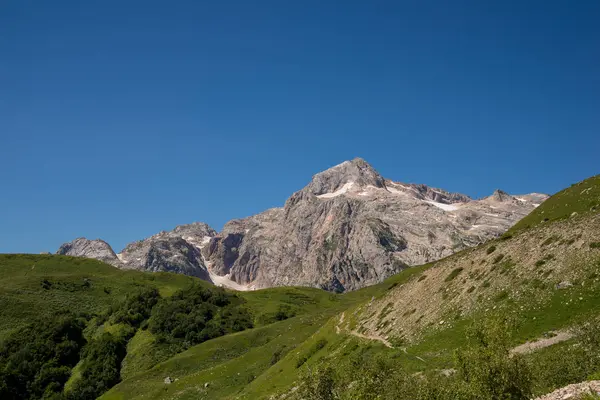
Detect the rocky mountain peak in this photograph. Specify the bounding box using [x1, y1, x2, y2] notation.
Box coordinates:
[488, 189, 514, 203]
[171, 222, 217, 238]
[55, 157, 549, 293]
[303, 158, 386, 197]
[56, 238, 118, 263]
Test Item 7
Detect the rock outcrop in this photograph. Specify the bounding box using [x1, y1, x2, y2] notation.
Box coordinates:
[57, 223, 216, 283]
[57, 238, 119, 264]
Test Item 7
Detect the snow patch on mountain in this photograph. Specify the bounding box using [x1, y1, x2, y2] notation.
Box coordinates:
[317, 182, 355, 199]
[424, 200, 461, 211]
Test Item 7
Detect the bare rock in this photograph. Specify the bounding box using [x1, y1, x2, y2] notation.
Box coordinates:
[57, 238, 119, 264]
[206, 159, 548, 291]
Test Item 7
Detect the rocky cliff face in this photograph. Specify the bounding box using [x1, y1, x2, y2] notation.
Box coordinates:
[204, 158, 548, 291]
[57, 238, 119, 263]
[56, 158, 548, 291]
[57, 223, 216, 282]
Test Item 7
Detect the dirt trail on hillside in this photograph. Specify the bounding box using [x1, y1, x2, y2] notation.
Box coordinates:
[534, 380, 600, 400]
[336, 312, 393, 348]
[347, 330, 393, 348]
[510, 330, 573, 355]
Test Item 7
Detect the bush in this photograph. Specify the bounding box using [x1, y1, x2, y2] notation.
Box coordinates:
[275, 304, 296, 321]
[0, 313, 86, 400]
[455, 316, 533, 399]
[487, 245, 497, 255]
[148, 284, 253, 348]
[109, 287, 160, 328]
[270, 346, 286, 366]
[590, 242, 600, 249]
[541, 236, 558, 247]
[493, 254, 505, 264]
[298, 365, 337, 400]
[296, 339, 328, 369]
[67, 333, 128, 400]
[445, 267, 464, 282]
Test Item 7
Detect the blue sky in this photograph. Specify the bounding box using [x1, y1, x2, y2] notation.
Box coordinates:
[1, 0, 598, 253]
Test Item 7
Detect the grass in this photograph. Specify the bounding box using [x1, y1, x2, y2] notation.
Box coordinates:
[508, 174, 600, 234]
[101, 309, 345, 399]
[101, 263, 435, 400]
[0, 254, 198, 340]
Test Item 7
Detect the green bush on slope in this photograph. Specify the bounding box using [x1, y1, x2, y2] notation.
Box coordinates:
[67, 333, 128, 400]
[106, 287, 160, 328]
[148, 284, 253, 350]
[0, 313, 86, 400]
[299, 316, 533, 400]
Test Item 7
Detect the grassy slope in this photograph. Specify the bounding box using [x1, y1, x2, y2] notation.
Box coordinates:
[237, 176, 600, 399]
[0, 254, 197, 340]
[101, 266, 429, 400]
[0, 253, 388, 399]
[508, 174, 600, 234]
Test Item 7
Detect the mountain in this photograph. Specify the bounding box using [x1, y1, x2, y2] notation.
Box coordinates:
[3, 174, 599, 400]
[103, 174, 600, 400]
[58, 222, 216, 281]
[57, 238, 119, 263]
[204, 158, 547, 291]
[56, 158, 547, 291]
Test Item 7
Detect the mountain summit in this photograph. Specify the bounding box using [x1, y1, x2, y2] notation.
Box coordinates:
[57, 158, 548, 292]
[303, 158, 387, 196]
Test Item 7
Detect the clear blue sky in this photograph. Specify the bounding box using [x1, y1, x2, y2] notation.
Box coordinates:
[1, 0, 598, 253]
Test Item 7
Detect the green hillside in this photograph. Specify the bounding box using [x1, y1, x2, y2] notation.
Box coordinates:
[508, 174, 600, 234]
[1, 174, 600, 400]
[0, 254, 197, 341]
[0, 253, 382, 399]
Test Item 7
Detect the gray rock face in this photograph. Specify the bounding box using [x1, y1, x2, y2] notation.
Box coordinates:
[116, 222, 215, 280]
[57, 238, 119, 263]
[56, 158, 548, 292]
[56, 223, 216, 283]
[118, 236, 211, 281]
[204, 158, 548, 291]
[304, 158, 386, 195]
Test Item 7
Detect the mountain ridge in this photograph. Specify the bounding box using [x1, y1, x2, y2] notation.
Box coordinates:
[57, 158, 548, 291]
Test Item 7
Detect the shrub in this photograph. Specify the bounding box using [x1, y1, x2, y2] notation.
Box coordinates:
[109, 287, 160, 328]
[493, 254, 505, 264]
[590, 242, 600, 249]
[493, 290, 509, 302]
[314, 338, 328, 351]
[68, 333, 128, 400]
[445, 267, 464, 282]
[270, 346, 286, 366]
[296, 339, 328, 369]
[541, 236, 558, 247]
[0, 313, 86, 400]
[296, 355, 308, 368]
[535, 259, 546, 267]
[455, 316, 533, 399]
[298, 365, 337, 400]
[274, 304, 296, 321]
[148, 284, 252, 349]
[487, 245, 497, 255]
